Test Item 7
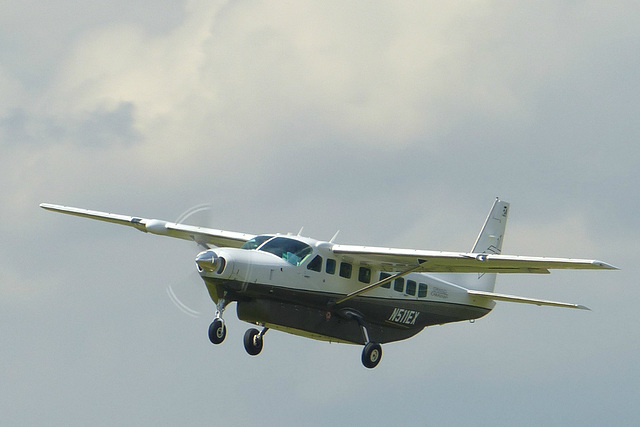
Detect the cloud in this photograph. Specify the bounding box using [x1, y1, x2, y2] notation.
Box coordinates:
[31, 1, 637, 190]
[1, 103, 139, 148]
[37, 2, 542, 162]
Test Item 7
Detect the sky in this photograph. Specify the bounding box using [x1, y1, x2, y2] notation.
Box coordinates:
[2, 1, 639, 425]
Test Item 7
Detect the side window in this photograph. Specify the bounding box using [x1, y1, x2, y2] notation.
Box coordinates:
[326, 258, 336, 274]
[307, 255, 322, 272]
[358, 267, 371, 284]
[418, 283, 428, 298]
[406, 280, 416, 296]
[339, 262, 352, 279]
[394, 277, 405, 293]
[379, 272, 391, 288]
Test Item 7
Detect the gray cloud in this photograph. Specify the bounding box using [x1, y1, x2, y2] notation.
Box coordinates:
[1, 103, 139, 147]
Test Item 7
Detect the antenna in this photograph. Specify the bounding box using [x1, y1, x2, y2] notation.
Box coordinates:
[329, 230, 340, 243]
[297, 226, 304, 236]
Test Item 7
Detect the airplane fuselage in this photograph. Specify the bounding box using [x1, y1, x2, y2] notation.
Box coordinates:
[198, 235, 494, 345]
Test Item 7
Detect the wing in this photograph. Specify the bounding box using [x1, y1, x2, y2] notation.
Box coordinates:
[40, 203, 255, 248]
[331, 244, 618, 274]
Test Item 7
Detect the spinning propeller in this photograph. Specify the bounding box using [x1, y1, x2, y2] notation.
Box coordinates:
[165, 204, 216, 318]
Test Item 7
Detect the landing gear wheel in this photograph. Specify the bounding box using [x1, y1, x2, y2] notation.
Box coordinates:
[362, 342, 382, 369]
[208, 318, 226, 344]
[243, 328, 264, 356]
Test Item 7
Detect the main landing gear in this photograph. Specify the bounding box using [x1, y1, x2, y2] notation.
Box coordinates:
[345, 310, 383, 369]
[362, 342, 382, 369]
[243, 327, 269, 356]
[208, 301, 382, 368]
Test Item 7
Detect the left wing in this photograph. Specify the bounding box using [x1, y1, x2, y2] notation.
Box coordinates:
[40, 204, 255, 248]
[331, 244, 617, 274]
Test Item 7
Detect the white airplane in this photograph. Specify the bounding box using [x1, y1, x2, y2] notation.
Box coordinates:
[40, 199, 616, 368]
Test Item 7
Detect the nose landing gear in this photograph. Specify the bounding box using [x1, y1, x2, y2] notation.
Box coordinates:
[208, 297, 229, 345]
[208, 318, 226, 344]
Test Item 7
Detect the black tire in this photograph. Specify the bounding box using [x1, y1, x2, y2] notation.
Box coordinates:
[208, 318, 226, 344]
[361, 342, 382, 369]
[243, 328, 263, 356]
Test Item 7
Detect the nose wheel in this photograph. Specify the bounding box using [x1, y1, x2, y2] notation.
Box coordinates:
[208, 297, 229, 345]
[208, 318, 226, 344]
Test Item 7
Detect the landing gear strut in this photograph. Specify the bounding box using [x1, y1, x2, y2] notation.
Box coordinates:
[243, 327, 269, 356]
[344, 310, 383, 369]
[208, 296, 229, 345]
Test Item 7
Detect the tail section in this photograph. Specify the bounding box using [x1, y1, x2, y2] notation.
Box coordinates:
[472, 198, 509, 255]
[462, 198, 509, 292]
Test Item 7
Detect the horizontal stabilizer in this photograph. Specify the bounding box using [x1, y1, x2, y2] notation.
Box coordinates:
[467, 289, 590, 310]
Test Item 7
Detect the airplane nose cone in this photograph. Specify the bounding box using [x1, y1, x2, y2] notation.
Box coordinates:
[195, 250, 221, 272]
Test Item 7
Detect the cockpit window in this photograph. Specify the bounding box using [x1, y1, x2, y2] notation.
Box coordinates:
[258, 237, 313, 266]
[241, 235, 273, 250]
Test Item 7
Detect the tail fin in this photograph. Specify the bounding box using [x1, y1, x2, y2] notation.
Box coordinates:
[464, 198, 510, 292]
[472, 198, 509, 255]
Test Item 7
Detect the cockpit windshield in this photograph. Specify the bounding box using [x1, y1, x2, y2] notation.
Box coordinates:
[241, 235, 273, 250]
[258, 237, 313, 266]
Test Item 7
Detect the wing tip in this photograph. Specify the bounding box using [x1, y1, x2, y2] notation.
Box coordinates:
[40, 202, 69, 211]
[593, 260, 619, 270]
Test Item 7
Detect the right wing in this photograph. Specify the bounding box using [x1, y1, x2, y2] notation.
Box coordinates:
[40, 203, 255, 248]
[331, 244, 617, 274]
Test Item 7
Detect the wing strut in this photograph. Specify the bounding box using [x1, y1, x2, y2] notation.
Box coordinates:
[335, 260, 426, 305]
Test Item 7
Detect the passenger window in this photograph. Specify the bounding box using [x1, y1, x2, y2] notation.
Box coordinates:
[406, 280, 416, 296]
[326, 258, 336, 274]
[307, 255, 322, 272]
[380, 272, 391, 288]
[339, 262, 352, 279]
[418, 283, 428, 298]
[394, 278, 404, 293]
[358, 267, 371, 284]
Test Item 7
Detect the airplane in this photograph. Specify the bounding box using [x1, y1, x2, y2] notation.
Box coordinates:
[40, 199, 617, 368]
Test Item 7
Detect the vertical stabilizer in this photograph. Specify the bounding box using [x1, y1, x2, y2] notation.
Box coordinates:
[464, 198, 509, 292]
[472, 198, 509, 255]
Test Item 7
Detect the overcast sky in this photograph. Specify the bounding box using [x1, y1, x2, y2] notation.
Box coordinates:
[2, 1, 639, 425]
